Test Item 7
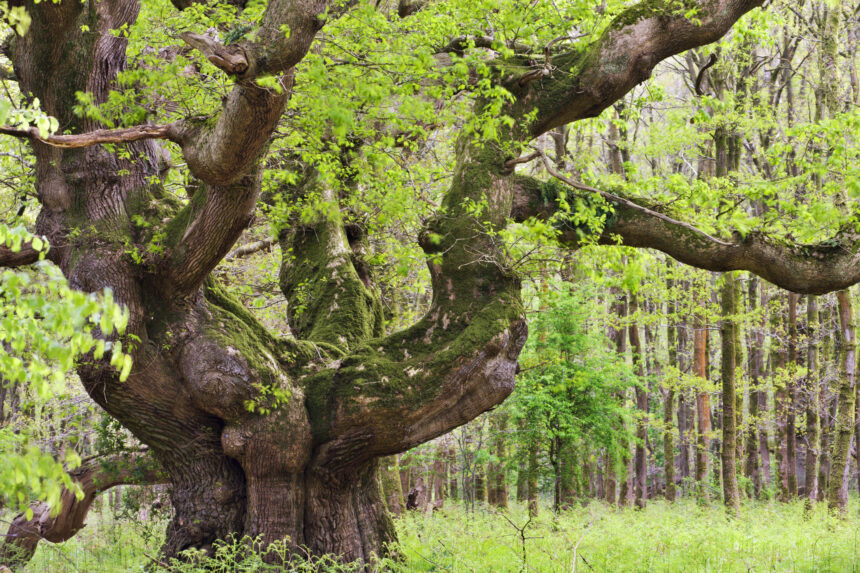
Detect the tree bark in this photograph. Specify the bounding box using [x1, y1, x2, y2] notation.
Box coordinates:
[787, 292, 800, 497]
[818, 300, 837, 501]
[379, 457, 405, 516]
[432, 444, 448, 510]
[805, 296, 820, 504]
[527, 438, 539, 517]
[827, 290, 856, 512]
[720, 273, 740, 514]
[771, 290, 791, 501]
[629, 295, 648, 509]
[744, 277, 762, 497]
[488, 414, 509, 508]
[694, 310, 711, 502]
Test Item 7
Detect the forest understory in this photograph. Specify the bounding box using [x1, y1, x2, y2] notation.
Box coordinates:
[7, 497, 859, 572]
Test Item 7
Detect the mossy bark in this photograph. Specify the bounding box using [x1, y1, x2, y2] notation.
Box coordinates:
[379, 457, 405, 516]
[664, 281, 679, 502]
[827, 290, 856, 513]
[720, 272, 740, 515]
[629, 295, 648, 509]
[694, 311, 710, 503]
[804, 296, 820, 504]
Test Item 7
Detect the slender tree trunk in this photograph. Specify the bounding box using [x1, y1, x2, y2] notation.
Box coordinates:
[694, 311, 711, 502]
[488, 415, 509, 508]
[677, 281, 692, 493]
[432, 445, 447, 510]
[595, 455, 606, 500]
[678, 390, 692, 488]
[744, 278, 761, 497]
[805, 296, 820, 504]
[558, 440, 576, 510]
[629, 295, 648, 509]
[447, 447, 458, 502]
[663, 384, 677, 502]
[604, 451, 617, 505]
[772, 291, 791, 501]
[399, 456, 411, 500]
[787, 292, 800, 497]
[380, 457, 405, 516]
[757, 284, 773, 492]
[527, 439, 539, 517]
[645, 309, 663, 503]
[609, 287, 629, 507]
[516, 464, 528, 504]
[827, 290, 856, 512]
[474, 463, 486, 505]
[721, 273, 740, 514]
[818, 300, 836, 502]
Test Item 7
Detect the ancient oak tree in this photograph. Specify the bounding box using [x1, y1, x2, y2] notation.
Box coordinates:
[1, 0, 857, 565]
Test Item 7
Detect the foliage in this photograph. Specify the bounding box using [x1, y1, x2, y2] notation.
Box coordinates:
[0, 226, 131, 515]
[508, 281, 634, 473]
[396, 499, 860, 572]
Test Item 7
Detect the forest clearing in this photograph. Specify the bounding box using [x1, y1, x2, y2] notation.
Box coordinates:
[1, 0, 859, 570]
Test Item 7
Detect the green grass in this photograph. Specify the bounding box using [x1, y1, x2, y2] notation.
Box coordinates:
[9, 497, 860, 572]
[396, 499, 860, 572]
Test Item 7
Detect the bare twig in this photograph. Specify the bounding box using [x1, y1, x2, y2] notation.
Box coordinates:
[571, 518, 596, 573]
[143, 551, 171, 569]
[0, 124, 180, 149]
[503, 152, 540, 171]
[496, 511, 534, 573]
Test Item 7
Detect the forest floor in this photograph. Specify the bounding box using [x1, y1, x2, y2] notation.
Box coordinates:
[7, 497, 859, 572]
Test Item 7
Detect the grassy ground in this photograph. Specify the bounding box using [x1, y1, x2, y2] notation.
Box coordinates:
[7, 497, 860, 572]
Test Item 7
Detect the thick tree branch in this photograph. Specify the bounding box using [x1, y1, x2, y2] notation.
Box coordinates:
[510, 174, 860, 295]
[599, 205, 860, 295]
[303, 142, 527, 479]
[159, 0, 330, 292]
[171, 0, 326, 186]
[0, 451, 165, 568]
[533, 148, 732, 247]
[180, 33, 249, 75]
[0, 242, 41, 268]
[225, 237, 277, 260]
[162, 174, 261, 296]
[503, 0, 766, 138]
[0, 124, 180, 149]
[278, 176, 383, 351]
